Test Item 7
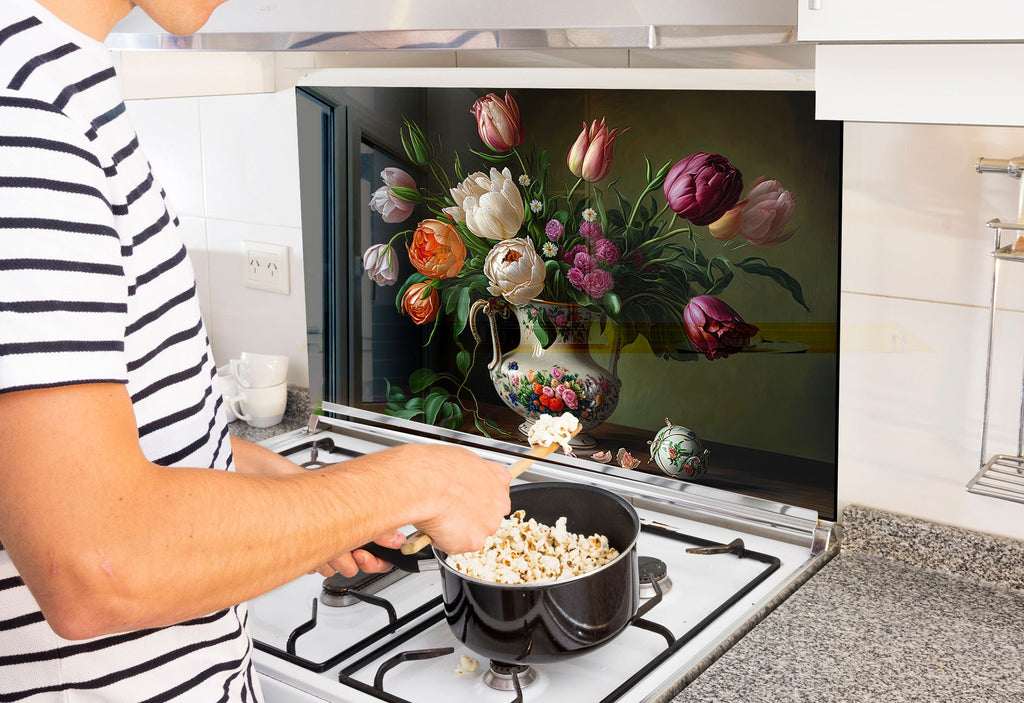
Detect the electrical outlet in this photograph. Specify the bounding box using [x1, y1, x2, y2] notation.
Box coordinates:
[242, 241, 290, 294]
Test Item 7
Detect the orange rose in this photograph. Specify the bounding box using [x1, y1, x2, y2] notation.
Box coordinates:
[401, 282, 439, 325]
[407, 219, 466, 279]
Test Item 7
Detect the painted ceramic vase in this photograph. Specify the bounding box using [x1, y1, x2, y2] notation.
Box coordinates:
[648, 418, 709, 480]
[471, 299, 621, 448]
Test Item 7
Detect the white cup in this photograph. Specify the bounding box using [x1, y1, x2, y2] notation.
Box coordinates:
[216, 364, 239, 421]
[226, 382, 288, 428]
[231, 352, 289, 389]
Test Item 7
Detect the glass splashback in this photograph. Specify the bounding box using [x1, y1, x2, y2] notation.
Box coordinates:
[297, 85, 841, 520]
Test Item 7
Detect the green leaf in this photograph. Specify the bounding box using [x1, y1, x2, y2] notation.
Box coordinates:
[424, 389, 451, 425]
[409, 368, 439, 393]
[390, 408, 424, 420]
[736, 256, 810, 311]
[406, 396, 424, 410]
[439, 401, 464, 430]
[469, 147, 513, 163]
[456, 349, 472, 377]
[389, 186, 422, 203]
[454, 286, 472, 336]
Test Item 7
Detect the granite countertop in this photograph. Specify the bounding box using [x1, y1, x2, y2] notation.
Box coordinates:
[672, 505, 1024, 702]
[227, 385, 311, 443]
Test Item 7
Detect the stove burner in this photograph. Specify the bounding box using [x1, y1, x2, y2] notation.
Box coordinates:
[320, 568, 407, 607]
[638, 555, 673, 598]
[483, 661, 538, 691]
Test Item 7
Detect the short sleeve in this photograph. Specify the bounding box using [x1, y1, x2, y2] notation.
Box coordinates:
[0, 93, 129, 394]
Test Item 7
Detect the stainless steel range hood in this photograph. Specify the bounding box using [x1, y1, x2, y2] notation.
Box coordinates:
[106, 0, 797, 52]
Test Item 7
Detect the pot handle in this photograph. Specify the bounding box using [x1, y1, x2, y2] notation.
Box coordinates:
[358, 542, 438, 573]
[469, 298, 503, 372]
[630, 573, 665, 623]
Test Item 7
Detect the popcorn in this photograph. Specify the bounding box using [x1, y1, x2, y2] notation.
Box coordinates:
[445, 510, 618, 584]
[527, 412, 580, 455]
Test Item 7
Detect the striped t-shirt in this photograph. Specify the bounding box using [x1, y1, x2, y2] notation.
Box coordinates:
[0, 0, 261, 699]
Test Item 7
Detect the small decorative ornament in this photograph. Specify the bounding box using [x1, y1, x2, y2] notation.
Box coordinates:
[648, 418, 709, 480]
[590, 450, 613, 464]
[616, 448, 641, 470]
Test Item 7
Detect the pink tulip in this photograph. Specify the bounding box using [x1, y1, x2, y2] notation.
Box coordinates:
[740, 177, 797, 246]
[683, 295, 759, 360]
[470, 91, 524, 152]
[368, 167, 417, 223]
[663, 153, 743, 226]
[361, 243, 398, 286]
[566, 118, 629, 183]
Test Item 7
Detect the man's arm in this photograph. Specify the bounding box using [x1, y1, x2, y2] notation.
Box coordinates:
[229, 435, 403, 576]
[0, 383, 510, 640]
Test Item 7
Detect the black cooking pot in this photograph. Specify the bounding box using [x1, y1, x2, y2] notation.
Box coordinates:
[364, 482, 650, 664]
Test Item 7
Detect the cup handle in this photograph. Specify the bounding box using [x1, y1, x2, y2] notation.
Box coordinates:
[226, 394, 251, 422]
[230, 359, 251, 388]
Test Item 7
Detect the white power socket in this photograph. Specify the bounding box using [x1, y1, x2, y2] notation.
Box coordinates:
[242, 240, 290, 294]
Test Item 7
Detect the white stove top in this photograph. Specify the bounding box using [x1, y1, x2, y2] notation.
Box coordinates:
[249, 415, 834, 703]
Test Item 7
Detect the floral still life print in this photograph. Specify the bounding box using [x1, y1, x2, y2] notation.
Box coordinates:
[361, 90, 808, 438]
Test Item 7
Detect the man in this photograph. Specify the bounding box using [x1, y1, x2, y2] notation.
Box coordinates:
[0, 0, 512, 699]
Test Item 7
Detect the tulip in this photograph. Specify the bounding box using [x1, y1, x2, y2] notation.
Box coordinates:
[663, 152, 743, 226]
[566, 118, 628, 183]
[461, 167, 525, 241]
[407, 219, 467, 279]
[708, 202, 746, 241]
[361, 243, 398, 286]
[401, 282, 439, 325]
[683, 295, 759, 360]
[470, 91, 524, 152]
[368, 167, 417, 223]
[400, 118, 433, 166]
[739, 177, 797, 247]
[483, 238, 546, 305]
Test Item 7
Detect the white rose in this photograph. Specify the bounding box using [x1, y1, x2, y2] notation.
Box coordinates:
[483, 238, 545, 305]
[461, 167, 525, 241]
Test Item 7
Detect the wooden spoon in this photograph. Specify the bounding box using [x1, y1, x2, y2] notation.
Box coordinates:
[399, 434, 576, 555]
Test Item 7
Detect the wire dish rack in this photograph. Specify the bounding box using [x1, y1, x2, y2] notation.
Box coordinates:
[968, 206, 1024, 505]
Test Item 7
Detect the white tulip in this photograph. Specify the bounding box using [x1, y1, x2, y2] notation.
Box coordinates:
[483, 238, 546, 306]
[460, 167, 525, 241]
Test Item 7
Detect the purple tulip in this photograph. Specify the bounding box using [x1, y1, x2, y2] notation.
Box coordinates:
[683, 295, 759, 360]
[663, 152, 743, 226]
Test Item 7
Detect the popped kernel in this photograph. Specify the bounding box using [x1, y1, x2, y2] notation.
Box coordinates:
[445, 510, 618, 584]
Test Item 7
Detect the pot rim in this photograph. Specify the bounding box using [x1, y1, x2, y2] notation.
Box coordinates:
[433, 482, 640, 589]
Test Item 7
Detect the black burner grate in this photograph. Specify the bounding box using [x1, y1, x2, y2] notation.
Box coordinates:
[253, 524, 781, 703]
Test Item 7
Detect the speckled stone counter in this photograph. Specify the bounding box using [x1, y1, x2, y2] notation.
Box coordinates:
[672, 506, 1024, 702]
[227, 385, 311, 443]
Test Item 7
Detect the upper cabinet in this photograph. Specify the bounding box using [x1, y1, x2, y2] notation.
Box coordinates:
[800, 2, 1024, 126]
[798, 0, 1024, 42]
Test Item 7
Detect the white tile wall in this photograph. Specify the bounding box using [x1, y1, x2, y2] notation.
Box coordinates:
[125, 89, 309, 386]
[841, 121, 1024, 540]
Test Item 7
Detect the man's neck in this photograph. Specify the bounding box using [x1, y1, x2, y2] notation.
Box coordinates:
[34, 0, 134, 42]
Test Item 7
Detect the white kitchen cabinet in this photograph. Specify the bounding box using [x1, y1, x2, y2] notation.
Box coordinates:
[798, 0, 1024, 42]
[814, 43, 1024, 126]
[800, 0, 1024, 125]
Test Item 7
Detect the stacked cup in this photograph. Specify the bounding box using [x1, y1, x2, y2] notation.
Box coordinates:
[223, 352, 289, 428]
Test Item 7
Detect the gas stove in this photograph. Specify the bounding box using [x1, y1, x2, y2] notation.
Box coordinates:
[248, 410, 836, 703]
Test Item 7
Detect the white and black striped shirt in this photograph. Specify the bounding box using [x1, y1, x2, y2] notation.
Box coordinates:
[0, 0, 260, 699]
